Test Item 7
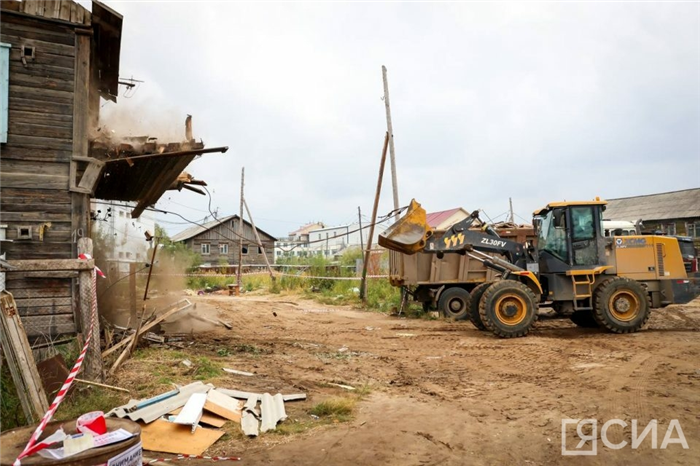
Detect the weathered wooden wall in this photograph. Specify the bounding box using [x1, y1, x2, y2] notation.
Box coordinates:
[185, 218, 276, 266]
[0, 11, 89, 340]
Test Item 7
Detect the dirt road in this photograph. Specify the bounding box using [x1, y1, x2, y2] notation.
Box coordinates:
[186, 294, 700, 465]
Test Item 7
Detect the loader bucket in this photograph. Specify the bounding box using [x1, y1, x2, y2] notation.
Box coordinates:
[378, 199, 433, 255]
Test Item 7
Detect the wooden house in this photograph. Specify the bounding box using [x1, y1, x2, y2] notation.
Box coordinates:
[172, 215, 277, 268]
[0, 1, 227, 381]
[0, 0, 124, 345]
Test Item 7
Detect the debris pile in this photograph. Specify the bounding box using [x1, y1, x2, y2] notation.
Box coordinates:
[107, 382, 306, 455]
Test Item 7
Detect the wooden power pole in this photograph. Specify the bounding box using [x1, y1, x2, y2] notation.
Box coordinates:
[360, 132, 390, 301]
[237, 167, 244, 292]
[243, 199, 275, 281]
[382, 66, 400, 218]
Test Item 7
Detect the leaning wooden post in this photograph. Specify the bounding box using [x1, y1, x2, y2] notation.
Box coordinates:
[128, 262, 137, 327]
[243, 199, 276, 281]
[77, 237, 103, 381]
[360, 132, 390, 301]
[0, 290, 49, 423]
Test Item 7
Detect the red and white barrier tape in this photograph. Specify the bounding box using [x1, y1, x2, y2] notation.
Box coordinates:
[274, 272, 388, 281]
[136, 272, 388, 280]
[143, 454, 241, 464]
[14, 254, 102, 465]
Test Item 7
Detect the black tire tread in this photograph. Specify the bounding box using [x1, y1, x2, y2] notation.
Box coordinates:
[479, 280, 538, 338]
[592, 277, 651, 334]
[438, 287, 471, 321]
[467, 282, 492, 330]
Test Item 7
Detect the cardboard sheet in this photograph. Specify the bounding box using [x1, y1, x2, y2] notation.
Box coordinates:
[139, 420, 223, 455]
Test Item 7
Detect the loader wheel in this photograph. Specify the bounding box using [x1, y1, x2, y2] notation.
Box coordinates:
[437, 287, 471, 320]
[479, 280, 537, 338]
[570, 310, 599, 328]
[593, 277, 650, 334]
[467, 282, 492, 330]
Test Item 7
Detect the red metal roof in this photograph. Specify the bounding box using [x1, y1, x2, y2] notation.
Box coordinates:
[426, 208, 463, 229]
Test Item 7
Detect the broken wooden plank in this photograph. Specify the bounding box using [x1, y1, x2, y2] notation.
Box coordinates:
[4, 258, 94, 271]
[74, 378, 129, 393]
[102, 299, 192, 358]
[0, 290, 49, 423]
[204, 389, 242, 423]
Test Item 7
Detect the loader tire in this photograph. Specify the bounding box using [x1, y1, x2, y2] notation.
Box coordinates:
[479, 280, 537, 338]
[438, 287, 471, 321]
[467, 282, 492, 330]
[592, 277, 650, 334]
[570, 310, 599, 328]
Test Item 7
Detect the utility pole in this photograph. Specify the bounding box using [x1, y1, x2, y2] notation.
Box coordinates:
[357, 206, 364, 254]
[243, 199, 275, 281]
[382, 65, 400, 218]
[236, 167, 244, 294]
[361, 132, 390, 301]
[509, 197, 514, 224]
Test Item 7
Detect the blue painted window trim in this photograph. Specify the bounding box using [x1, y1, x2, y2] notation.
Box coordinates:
[0, 43, 9, 144]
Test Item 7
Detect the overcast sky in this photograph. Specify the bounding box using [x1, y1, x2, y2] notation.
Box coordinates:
[99, 1, 700, 238]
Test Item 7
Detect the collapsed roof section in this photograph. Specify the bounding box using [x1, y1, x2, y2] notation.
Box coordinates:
[90, 136, 228, 218]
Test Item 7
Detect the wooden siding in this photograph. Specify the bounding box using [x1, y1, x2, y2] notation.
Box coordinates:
[185, 218, 276, 266]
[0, 11, 86, 339]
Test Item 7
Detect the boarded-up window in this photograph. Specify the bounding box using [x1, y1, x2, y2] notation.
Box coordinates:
[0, 43, 9, 143]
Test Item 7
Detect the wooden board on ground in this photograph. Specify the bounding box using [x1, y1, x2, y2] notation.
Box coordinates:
[139, 419, 224, 456]
[170, 407, 227, 428]
[204, 389, 243, 423]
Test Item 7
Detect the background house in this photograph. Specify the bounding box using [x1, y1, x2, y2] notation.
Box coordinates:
[274, 222, 324, 259]
[306, 221, 388, 258]
[172, 215, 277, 267]
[91, 199, 155, 270]
[604, 188, 700, 246]
[426, 207, 470, 231]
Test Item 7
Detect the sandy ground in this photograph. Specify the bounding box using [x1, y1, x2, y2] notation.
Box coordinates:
[156, 294, 700, 465]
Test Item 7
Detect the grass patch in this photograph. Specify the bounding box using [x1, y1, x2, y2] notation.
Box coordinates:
[1, 365, 25, 430]
[310, 396, 356, 421]
[272, 418, 318, 435]
[54, 387, 127, 423]
[193, 357, 221, 380]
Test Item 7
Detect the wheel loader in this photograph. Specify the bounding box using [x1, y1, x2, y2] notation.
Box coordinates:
[379, 199, 698, 338]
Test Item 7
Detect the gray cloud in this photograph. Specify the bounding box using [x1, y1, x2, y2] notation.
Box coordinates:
[104, 1, 700, 236]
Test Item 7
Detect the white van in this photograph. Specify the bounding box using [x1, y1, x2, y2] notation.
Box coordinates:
[602, 220, 637, 237]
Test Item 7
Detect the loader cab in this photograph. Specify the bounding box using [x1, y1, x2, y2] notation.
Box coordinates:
[534, 200, 607, 274]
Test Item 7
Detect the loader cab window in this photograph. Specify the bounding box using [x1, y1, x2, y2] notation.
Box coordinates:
[572, 207, 595, 240]
[571, 206, 599, 266]
[537, 209, 568, 263]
